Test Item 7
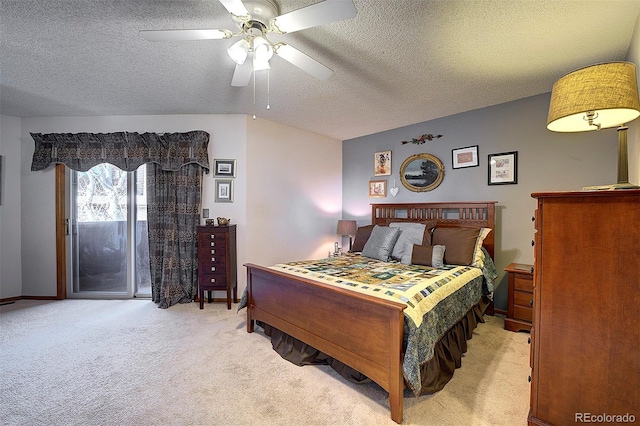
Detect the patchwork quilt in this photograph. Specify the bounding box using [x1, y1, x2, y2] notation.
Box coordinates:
[270, 254, 482, 328]
[268, 253, 497, 395]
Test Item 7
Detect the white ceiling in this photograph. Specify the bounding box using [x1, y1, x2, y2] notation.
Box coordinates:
[2, 0, 640, 141]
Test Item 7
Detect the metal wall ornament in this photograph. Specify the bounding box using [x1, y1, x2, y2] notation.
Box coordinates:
[400, 133, 442, 145]
[399, 153, 445, 192]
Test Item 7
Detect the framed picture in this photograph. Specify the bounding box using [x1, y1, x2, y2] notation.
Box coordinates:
[399, 153, 445, 192]
[369, 179, 387, 197]
[452, 145, 479, 169]
[214, 159, 236, 177]
[215, 179, 234, 202]
[488, 151, 518, 185]
[374, 151, 391, 176]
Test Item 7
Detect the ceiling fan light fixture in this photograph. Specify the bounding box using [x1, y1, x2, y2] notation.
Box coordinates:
[227, 38, 250, 65]
[253, 55, 271, 71]
[253, 36, 274, 62]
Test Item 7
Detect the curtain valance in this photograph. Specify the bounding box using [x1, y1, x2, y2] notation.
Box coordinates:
[30, 130, 210, 173]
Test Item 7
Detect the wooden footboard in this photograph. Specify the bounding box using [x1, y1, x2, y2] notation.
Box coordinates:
[245, 263, 406, 424]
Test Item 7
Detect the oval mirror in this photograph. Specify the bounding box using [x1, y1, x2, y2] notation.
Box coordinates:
[399, 153, 445, 192]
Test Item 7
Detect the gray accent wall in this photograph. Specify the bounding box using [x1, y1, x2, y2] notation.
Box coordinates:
[342, 92, 635, 311]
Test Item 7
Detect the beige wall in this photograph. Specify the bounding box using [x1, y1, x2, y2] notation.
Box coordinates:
[0, 115, 23, 299]
[10, 114, 341, 299]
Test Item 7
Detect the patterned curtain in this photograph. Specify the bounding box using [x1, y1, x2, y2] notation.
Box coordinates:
[30, 130, 209, 309]
[147, 163, 203, 308]
[30, 131, 209, 172]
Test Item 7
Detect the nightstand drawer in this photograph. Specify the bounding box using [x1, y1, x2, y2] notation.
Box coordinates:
[513, 305, 533, 322]
[514, 275, 533, 292]
[514, 290, 533, 307]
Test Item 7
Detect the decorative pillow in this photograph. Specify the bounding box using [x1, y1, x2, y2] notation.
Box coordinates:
[389, 222, 426, 260]
[361, 225, 401, 261]
[432, 227, 492, 266]
[420, 221, 438, 245]
[400, 243, 446, 268]
[471, 228, 492, 268]
[350, 225, 374, 252]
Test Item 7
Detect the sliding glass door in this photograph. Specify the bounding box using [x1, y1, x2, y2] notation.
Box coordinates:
[68, 163, 150, 298]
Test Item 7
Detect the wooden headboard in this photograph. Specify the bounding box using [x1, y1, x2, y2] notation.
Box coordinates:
[371, 201, 497, 259]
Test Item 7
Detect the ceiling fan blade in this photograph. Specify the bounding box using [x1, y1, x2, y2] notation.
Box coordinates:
[272, 0, 356, 34]
[275, 44, 334, 80]
[218, 0, 249, 17]
[231, 53, 253, 87]
[140, 29, 232, 41]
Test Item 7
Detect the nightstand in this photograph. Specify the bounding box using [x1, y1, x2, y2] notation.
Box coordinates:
[504, 262, 533, 332]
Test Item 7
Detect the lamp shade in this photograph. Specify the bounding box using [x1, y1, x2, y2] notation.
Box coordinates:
[227, 38, 250, 65]
[336, 220, 357, 236]
[547, 62, 640, 132]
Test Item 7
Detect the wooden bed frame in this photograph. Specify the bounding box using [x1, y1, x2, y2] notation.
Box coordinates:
[245, 201, 496, 424]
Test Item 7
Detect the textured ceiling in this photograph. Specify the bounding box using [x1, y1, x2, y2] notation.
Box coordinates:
[2, 0, 640, 140]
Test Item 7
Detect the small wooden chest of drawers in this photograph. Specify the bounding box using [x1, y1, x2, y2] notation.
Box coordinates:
[197, 225, 237, 310]
[504, 262, 533, 332]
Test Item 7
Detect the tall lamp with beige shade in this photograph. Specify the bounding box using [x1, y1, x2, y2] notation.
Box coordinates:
[547, 61, 640, 190]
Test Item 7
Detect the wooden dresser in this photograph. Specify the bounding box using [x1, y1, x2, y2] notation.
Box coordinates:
[197, 224, 237, 310]
[528, 190, 640, 426]
[504, 262, 533, 332]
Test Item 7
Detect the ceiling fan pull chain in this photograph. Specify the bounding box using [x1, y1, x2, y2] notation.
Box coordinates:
[252, 67, 257, 120]
[267, 69, 270, 110]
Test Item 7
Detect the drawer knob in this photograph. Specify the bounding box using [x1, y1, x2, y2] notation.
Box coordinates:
[210, 242, 215, 247]
[210, 235, 215, 239]
[210, 278, 216, 283]
[210, 266, 216, 272]
[210, 249, 215, 255]
[528, 337, 531, 344]
[211, 257, 216, 262]
[531, 216, 535, 222]
[531, 240, 535, 247]
[529, 300, 533, 307]
[528, 376, 531, 383]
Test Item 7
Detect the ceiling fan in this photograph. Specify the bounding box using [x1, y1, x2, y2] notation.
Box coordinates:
[140, 0, 357, 87]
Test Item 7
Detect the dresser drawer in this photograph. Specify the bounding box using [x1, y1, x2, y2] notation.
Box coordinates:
[198, 249, 226, 263]
[198, 238, 227, 251]
[199, 262, 227, 274]
[199, 273, 228, 290]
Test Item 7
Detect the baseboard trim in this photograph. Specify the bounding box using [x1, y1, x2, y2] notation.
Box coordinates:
[0, 295, 59, 305]
[494, 308, 507, 316]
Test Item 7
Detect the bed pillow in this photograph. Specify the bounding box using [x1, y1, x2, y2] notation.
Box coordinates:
[361, 225, 401, 261]
[389, 222, 426, 260]
[400, 243, 446, 268]
[471, 228, 492, 268]
[420, 221, 438, 245]
[350, 225, 374, 252]
[431, 227, 491, 266]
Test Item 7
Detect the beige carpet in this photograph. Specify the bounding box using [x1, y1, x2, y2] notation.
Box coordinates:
[0, 299, 531, 425]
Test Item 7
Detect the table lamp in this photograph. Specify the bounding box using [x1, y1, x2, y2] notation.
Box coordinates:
[336, 219, 357, 251]
[547, 61, 640, 190]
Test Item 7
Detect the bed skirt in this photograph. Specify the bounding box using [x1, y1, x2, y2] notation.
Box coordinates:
[260, 295, 491, 395]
